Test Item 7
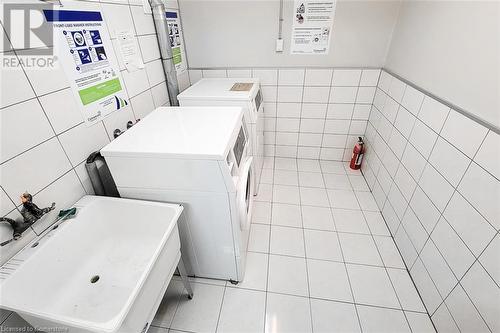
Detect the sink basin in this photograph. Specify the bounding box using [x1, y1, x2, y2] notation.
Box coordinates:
[0, 195, 185, 333]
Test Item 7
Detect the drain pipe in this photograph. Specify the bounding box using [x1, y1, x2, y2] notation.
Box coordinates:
[150, 0, 179, 106]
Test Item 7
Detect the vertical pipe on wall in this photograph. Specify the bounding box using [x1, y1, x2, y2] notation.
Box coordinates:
[278, 0, 284, 39]
[150, 0, 179, 106]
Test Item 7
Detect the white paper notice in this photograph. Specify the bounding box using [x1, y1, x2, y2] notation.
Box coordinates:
[44, 7, 129, 126]
[291, 0, 336, 55]
[117, 30, 145, 72]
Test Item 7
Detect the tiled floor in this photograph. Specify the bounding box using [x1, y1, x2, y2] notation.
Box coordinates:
[150, 157, 436, 333]
[1, 158, 436, 333]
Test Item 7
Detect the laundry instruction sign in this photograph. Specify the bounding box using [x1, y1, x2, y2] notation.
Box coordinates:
[165, 10, 187, 74]
[44, 8, 128, 125]
[291, 0, 336, 55]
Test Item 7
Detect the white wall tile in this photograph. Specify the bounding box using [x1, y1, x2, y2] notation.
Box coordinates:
[188, 69, 202, 84]
[394, 107, 416, 139]
[444, 192, 496, 257]
[429, 137, 470, 186]
[387, 128, 407, 159]
[277, 103, 301, 118]
[387, 77, 406, 103]
[0, 53, 35, 108]
[432, 303, 460, 333]
[1, 99, 53, 163]
[261, 86, 277, 102]
[327, 104, 354, 120]
[276, 132, 298, 146]
[101, 3, 134, 38]
[252, 69, 277, 85]
[58, 122, 110, 165]
[356, 87, 376, 104]
[445, 284, 490, 333]
[401, 143, 426, 181]
[39, 88, 83, 135]
[418, 164, 454, 212]
[276, 118, 300, 132]
[130, 89, 155, 119]
[409, 186, 440, 234]
[322, 134, 346, 148]
[151, 82, 170, 107]
[387, 183, 407, 220]
[1, 138, 72, 198]
[349, 121, 367, 135]
[297, 146, 320, 159]
[298, 133, 322, 147]
[146, 59, 166, 86]
[278, 69, 305, 86]
[431, 218, 475, 279]
[420, 240, 457, 297]
[408, 120, 437, 159]
[474, 130, 500, 180]
[401, 209, 429, 252]
[479, 235, 499, 286]
[300, 119, 325, 134]
[329, 87, 357, 103]
[102, 105, 136, 139]
[320, 147, 344, 160]
[418, 96, 450, 133]
[324, 120, 350, 135]
[378, 71, 392, 93]
[394, 165, 416, 201]
[31, 170, 86, 234]
[303, 86, 329, 103]
[202, 69, 227, 78]
[440, 110, 488, 158]
[401, 85, 424, 116]
[360, 69, 380, 86]
[373, 88, 387, 111]
[1, 188, 15, 217]
[380, 97, 399, 123]
[277, 86, 303, 103]
[19, 49, 70, 96]
[275, 145, 297, 158]
[227, 69, 252, 78]
[130, 5, 155, 35]
[301, 103, 327, 119]
[458, 162, 500, 229]
[138, 35, 160, 62]
[353, 104, 371, 120]
[121, 67, 149, 97]
[304, 69, 333, 86]
[332, 69, 361, 86]
[0, 26, 12, 53]
[461, 262, 500, 332]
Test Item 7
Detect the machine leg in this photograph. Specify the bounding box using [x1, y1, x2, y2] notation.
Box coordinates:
[178, 257, 194, 299]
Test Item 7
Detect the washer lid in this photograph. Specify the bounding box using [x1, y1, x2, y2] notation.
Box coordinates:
[101, 107, 243, 160]
[177, 78, 260, 101]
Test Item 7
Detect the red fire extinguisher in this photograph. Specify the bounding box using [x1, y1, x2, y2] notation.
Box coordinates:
[350, 137, 365, 170]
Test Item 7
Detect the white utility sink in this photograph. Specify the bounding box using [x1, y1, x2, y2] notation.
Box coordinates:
[0, 195, 193, 333]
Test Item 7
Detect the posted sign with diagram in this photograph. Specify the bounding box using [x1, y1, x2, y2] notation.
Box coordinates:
[44, 8, 129, 125]
[291, 0, 336, 55]
[165, 10, 187, 74]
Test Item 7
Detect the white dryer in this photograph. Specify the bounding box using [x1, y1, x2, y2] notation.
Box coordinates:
[101, 107, 253, 282]
[177, 78, 264, 194]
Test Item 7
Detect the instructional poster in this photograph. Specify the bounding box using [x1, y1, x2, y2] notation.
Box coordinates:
[291, 0, 336, 55]
[165, 10, 187, 74]
[44, 8, 129, 125]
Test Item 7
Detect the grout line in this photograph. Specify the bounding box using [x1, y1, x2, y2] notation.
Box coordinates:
[318, 161, 364, 332]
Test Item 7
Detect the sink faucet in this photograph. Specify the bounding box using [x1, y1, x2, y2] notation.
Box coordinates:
[0, 192, 55, 245]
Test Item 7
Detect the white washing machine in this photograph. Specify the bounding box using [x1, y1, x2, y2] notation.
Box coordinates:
[101, 107, 253, 282]
[177, 78, 264, 194]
